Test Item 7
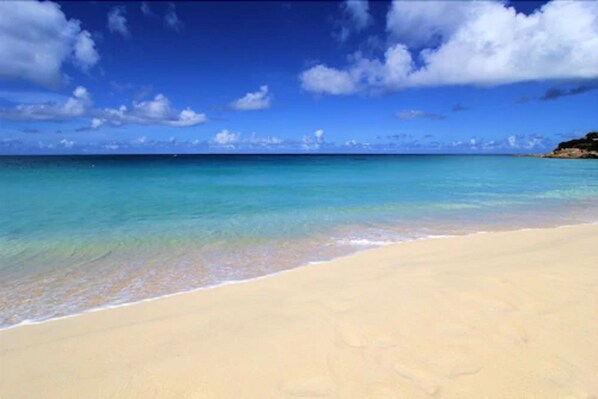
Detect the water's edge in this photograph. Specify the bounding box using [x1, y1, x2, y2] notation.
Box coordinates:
[3, 220, 596, 333]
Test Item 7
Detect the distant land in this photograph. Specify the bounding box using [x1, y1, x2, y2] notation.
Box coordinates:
[522, 132, 598, 159]
[545, 132, 598, 159]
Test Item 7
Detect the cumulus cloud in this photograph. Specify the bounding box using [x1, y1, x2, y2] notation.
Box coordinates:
[302, 129, 325, 150]
[95, 94, 207, 127]
[508, 135, 518, 148]
[164, 3, 183, 31]
[301, 1, 598, 95]
[0, 0, 99, 87]
[0, 88, 206, 128]
[107, 6, 129, 37]
[213, 130, 240, 146]
[90, 118, 103, 129]
[300, 65, 359, 95]
[386, 1, 471, 48]
[60, 139, 75, 149]
[0, 86, 92, 121]
[74, 31, 100, 69]
[231, 85, 272, 111]
[314, 129, 325, 143]
[395, 110, 445, 120]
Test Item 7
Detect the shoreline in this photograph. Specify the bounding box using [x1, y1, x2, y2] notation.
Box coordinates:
[2, 223, 597, 398]
[2, 220, 596, 333]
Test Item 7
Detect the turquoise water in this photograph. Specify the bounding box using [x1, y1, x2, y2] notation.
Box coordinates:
[1, 155, 597, 328]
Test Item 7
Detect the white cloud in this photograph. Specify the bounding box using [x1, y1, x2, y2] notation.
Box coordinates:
[164, 3, 183, 31]
[0, 88, 206, 128]
[302, 129, 325, 150]
[98, 94, 207, 127]
[90, 118, 103, 129]
[314, 129, 325, 143]
[60, 139, 75, 148]
[73, 86, 90, 101]
[209, 131, 286, 149]
[245, 132, 284, 145]
[301, 1, 598, 95]
[0, 86, 91, 121]
[0, 0, 99, 87]
[73, 31, 100, 69]
[107, 6, 129, 37]
[300, 65, 359, 95]
[231, 85, 272, 111]
[386, 1, 471, 48]
[213, 129, 240, 146]
[508, 135, 518, 148]
[133, 94, 171, 119]
[505, 134, 545, 150]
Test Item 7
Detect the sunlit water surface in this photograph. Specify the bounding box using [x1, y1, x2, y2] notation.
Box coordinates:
[1, 155, 597, 327]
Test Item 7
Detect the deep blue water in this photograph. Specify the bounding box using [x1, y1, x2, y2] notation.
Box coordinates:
[1, 155, 597, 327]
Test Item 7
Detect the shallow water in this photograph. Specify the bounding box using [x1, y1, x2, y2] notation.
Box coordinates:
[1, 155, 597, 328]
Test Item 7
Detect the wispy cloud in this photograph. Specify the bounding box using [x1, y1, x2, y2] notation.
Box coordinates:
[395, 110, 445, 121]
[334, 0, 371, 42]
[140, 2, 153, 17]
[164, 3, 183, 31]
[107, 6, 130, 37]
[540, 84, 597, 101]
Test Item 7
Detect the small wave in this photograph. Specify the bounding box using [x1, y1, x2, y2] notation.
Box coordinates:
[337, 238, 400, 247]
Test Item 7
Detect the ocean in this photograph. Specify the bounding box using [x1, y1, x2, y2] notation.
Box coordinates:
[1, 154, 597, 328]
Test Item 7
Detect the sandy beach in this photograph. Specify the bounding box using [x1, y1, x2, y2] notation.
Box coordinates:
[1, 223, 597, 398]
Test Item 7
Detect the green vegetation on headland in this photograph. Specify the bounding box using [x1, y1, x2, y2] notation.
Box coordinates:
[529, 132, 598, 159]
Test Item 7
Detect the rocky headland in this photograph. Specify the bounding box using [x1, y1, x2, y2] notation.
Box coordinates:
[541, 132, 598, 159]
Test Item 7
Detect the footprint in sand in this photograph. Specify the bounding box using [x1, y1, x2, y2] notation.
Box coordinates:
[393, 362, 439, 396]
[496, 324, 529, 344]
[429, 351, 482, 378]
[334, 319, 372, 348]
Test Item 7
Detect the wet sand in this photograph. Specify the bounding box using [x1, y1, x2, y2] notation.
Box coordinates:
[1, 224, 597, 398]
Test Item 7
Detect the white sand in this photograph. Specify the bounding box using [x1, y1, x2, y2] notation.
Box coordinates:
[1, 224, 597, 398]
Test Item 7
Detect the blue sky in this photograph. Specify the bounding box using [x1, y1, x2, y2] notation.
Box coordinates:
[0, 0, 597, 154]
